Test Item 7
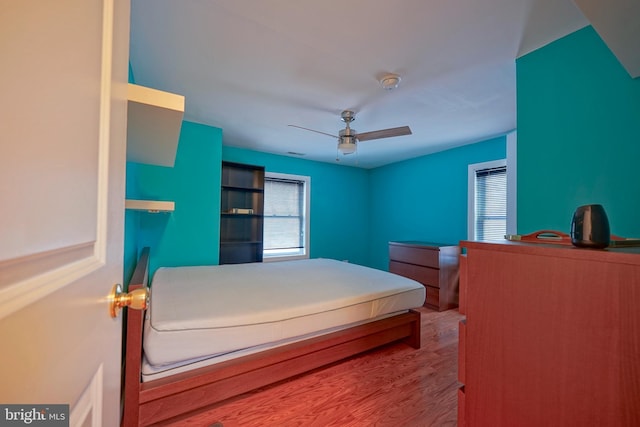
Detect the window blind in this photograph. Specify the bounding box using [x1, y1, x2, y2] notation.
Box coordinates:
[263, 177, 304, 251]
[475, 166, 507, 240]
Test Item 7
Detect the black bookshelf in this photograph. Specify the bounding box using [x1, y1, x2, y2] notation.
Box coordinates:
[219, 161, 265, 264]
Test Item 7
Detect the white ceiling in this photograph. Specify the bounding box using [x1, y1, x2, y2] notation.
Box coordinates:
[129, 0, 589, 169]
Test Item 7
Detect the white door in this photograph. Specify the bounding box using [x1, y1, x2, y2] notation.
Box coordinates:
[0, 1, 130, 426]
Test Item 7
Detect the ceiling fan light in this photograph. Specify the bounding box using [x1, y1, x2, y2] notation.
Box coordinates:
[338, 137, 357, 155]
[380, 73, 401, 90]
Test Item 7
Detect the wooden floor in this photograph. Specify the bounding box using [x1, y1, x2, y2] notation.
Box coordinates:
[158, 307, 463, 427]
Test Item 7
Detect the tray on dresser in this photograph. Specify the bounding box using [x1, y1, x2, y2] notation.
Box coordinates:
[505, 230, 640, 247]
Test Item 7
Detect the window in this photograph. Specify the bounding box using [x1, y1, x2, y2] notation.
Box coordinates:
[263, 172, 310, 261]
[468, 133, 517, 241]
[468, 159, 508, 240]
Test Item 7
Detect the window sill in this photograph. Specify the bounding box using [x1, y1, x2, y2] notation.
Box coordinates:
[262, 254, 309, 263]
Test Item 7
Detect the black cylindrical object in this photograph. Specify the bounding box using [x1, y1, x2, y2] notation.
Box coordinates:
[570, 204, 610, 249]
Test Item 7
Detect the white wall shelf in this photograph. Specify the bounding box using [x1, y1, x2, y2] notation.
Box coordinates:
[126, 83, 184, 167]
[125, 199, 175, 213]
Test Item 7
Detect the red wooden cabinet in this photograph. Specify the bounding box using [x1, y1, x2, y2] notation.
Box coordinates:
[458, 240, 640, 426]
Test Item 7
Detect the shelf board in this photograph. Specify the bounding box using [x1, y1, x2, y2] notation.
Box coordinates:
[222, 184, 264, 191]
[125, 199, 175, 213]
[221, 213, 263, 217]
[126, 83, 184, 167]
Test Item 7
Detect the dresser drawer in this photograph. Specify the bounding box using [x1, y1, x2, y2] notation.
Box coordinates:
[389, 244, 440, 268]
[389, 261, 440, 287]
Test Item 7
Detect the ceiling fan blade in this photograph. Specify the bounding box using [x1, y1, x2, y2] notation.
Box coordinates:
[288, 124, 338, 139]
[357, 126, 412, 142]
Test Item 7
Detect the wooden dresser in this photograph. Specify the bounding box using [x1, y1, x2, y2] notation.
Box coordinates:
[388, 241, 460, 311]
[458, 240, 640, 427]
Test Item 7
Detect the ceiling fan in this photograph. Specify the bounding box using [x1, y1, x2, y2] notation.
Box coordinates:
[288, 110, 412, 156]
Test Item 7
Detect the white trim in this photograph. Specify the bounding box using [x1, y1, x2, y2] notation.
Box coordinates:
[262, 172, 311, 262]
[263, 253, 309, 262]
[95, 0, 115, 265]
[506, 131, 518, 235]
[70, 364, 103, 427]
[468, 158, 507, 240]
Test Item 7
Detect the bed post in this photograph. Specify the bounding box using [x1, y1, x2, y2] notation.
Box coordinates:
[404, 309, 421, 349]
[122, 247, 150, 427]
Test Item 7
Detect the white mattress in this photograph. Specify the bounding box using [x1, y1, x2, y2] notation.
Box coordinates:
[142, 258, 425, 377]
[141, 311, 402, 382]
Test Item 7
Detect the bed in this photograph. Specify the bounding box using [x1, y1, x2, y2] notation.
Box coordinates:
[122, 248, 425, 426]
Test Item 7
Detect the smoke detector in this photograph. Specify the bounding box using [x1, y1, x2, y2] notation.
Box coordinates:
[379, 73, 401, 90]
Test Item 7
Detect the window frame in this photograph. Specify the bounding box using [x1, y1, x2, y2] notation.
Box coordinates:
[468, 159, 510, 240]
[262, 171, 311, 262]
[467, 132, 517, 241]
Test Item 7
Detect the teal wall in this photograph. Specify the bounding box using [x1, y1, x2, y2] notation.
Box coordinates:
[125, 124, 506, 278]
[517, 26, 640, 236]
[368, 137, 506, 270]
[222, 146, 371, 266]
[124, 121, 223, 280]
[125, 87, 511, 278]
[124, 125, 371, 280]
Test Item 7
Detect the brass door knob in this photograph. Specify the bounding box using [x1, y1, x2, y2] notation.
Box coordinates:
[109, 283, 149, 318]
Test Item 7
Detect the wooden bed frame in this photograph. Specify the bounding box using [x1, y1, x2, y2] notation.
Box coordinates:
[122, 248, 422, 426]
